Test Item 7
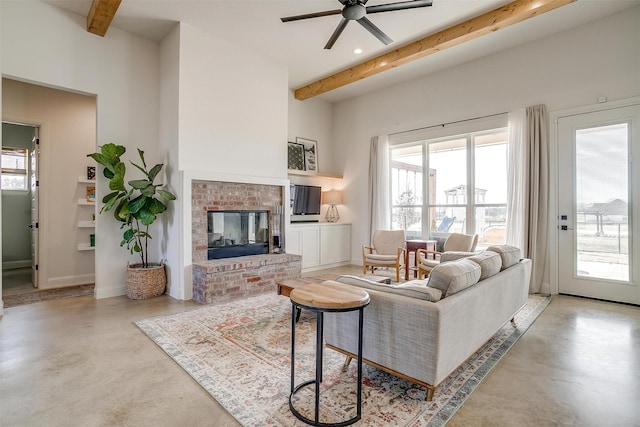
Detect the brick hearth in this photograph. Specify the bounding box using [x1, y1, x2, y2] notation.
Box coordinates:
[192, 253, 301, 304]
[191, 180, 301, 303]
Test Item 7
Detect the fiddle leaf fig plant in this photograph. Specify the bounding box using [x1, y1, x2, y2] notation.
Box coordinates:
[88, 143, 176, 268]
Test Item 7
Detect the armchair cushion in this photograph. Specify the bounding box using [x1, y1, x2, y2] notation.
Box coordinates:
[364, 253, 401, 264]
[487, 245, 521, 270]
[371, 230, 406, 256]
[427, 258, 481, 297]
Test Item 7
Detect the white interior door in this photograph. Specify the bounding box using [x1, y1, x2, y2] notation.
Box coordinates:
[30, 127, 39, 288]
[557, 104, 640, 305]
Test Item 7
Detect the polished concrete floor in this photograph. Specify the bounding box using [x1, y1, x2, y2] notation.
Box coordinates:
[1, 268, 639, 426]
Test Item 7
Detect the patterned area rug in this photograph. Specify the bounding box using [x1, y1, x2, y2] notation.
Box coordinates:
[136, 293, 550, 426]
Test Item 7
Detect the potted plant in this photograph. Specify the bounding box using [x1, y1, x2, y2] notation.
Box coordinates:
[88, 143, 176, 299]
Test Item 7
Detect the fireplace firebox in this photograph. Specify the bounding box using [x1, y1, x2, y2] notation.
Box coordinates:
[207, 210, 269, 260]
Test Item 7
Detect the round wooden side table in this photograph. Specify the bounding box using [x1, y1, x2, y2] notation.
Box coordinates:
[289, 282, 370, 427]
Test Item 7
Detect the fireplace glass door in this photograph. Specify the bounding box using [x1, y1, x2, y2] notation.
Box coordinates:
[207, 210, 269, 259]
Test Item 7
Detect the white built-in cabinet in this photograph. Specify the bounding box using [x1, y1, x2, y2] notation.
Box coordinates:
[288, 222, 351, 272]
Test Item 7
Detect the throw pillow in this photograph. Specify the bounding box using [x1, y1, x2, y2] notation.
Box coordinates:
[427, 258, 481, 297]
[487, 245, 521, 270]
[440, 251, 475, 263]
[467, 251, 502, 280]
[334, 275, 442, 302]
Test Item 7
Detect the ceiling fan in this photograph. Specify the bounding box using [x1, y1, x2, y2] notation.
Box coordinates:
[281, 0, 433, 50]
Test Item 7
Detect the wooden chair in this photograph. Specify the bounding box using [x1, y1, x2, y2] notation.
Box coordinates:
[362, 230, 406, 282]
[416, 233, 478, 278]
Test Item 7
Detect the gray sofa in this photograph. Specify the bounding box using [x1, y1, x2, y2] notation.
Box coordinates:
[324, 246, 532, 401]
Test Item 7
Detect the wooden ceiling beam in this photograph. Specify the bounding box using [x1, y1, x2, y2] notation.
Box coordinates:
[294, 0, 576, 100]
[87, 0, 122, 37]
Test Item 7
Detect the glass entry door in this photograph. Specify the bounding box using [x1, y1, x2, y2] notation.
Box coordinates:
[557, 104, 640, 305]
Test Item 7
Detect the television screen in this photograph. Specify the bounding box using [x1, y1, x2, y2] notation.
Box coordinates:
[291, 184, 321, 215]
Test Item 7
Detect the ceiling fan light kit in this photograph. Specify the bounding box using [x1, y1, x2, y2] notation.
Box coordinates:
[281, 0, 434, 50]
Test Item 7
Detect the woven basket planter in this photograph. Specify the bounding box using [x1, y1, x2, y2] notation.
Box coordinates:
[126, 263, 166, 300]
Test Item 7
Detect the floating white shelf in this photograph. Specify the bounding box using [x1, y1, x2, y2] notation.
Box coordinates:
[77, 220, 95, 228]
[78, 199, 96, 206]
[78, 243, 95, 251]
[78, 175, 96, 184]
[287, 170, 343, 179]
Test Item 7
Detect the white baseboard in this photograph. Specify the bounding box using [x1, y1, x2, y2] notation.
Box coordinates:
[43, 273, 95, 289]
[3, 260, 31, 270]
[95, 284, 126, 299]
[301, 261, 351, 273]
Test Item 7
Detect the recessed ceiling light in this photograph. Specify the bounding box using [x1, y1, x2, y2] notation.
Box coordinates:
[354, 48, 363, 54]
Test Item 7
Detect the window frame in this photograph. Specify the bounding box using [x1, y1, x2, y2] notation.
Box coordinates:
[389, 120, 508, 247]
[1, 146, 30, 191]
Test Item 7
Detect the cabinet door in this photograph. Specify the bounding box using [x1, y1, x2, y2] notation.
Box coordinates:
[320, 224, 351, 265]
[287, 227, 302, 256]
[300, 227, 320, 269]
[288, 225, 320, 269]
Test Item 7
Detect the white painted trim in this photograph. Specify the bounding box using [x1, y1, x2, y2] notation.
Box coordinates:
[553, 96, 640, 120]
[176, 170, 291, 301]
[2, 260, 31, 269]
[94, 283, 125, 299]
[43, 273, 94, 288]
[301, 261, 352, 273]
[549, 95, 640, 295]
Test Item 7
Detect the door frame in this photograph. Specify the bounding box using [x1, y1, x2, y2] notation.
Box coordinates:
[549, 96, 640, 295]
[1, 116, 46, 294]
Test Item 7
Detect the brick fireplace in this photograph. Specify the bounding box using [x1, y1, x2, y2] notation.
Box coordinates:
[191, 180, 301, 303]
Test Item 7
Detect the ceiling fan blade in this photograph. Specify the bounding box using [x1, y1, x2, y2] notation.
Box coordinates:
[366, 0, 433, 14]
[281, 9, 342, 23]
[324, 18, 350, 50]
[357, 16, 393, 45]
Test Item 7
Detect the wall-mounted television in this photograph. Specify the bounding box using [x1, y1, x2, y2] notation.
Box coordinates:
[290, 184, 321, 215]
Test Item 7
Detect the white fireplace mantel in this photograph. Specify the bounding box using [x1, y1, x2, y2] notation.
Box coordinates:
[172, 170, 291, 301]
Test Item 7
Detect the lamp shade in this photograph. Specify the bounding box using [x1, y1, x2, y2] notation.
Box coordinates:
[323, 190, 343, 205]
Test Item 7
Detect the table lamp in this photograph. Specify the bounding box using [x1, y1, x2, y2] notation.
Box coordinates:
[323, 190, 343, 223]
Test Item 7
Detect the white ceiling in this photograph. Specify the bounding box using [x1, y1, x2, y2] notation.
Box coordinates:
[43, 0, 640, 102]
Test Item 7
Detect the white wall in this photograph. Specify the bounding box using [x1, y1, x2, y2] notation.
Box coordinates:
[333, 7, 640, 266]
[172, 23, 290, 299]
[1, 1, 161, 298]
[159, 24, 181, 298]
[177, 23, 288, 177]
[3, 80, 97, 288]
[288, 92, 335, 175]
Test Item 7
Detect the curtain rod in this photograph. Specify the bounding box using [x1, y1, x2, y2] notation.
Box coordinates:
[388, 111, 508, 136]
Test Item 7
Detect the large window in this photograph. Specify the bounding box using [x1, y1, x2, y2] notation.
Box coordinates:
[390, 128, 507, 249]
[1, 147, 29, 191]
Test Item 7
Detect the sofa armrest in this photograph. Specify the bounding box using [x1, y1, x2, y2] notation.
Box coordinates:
[325, 288, 442, 386]
[432, 259, 531, 382]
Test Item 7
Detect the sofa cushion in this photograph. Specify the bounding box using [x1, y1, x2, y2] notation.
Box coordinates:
[427, 258, 481, 297]
[334, 275, 442, 302]
[487, 245, 521, 270]
[440, 251, 475, 263]
[467, 251, 502, 280]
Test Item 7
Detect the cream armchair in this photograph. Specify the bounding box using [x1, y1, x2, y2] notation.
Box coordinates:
[362, 230, 406, 282]
[416, 233, 478, 278]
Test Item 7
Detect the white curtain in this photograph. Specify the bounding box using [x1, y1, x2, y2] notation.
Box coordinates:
[506, 105, 549, 293]
[506, 109, 526, 249]
[368, 135, 390, 243]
